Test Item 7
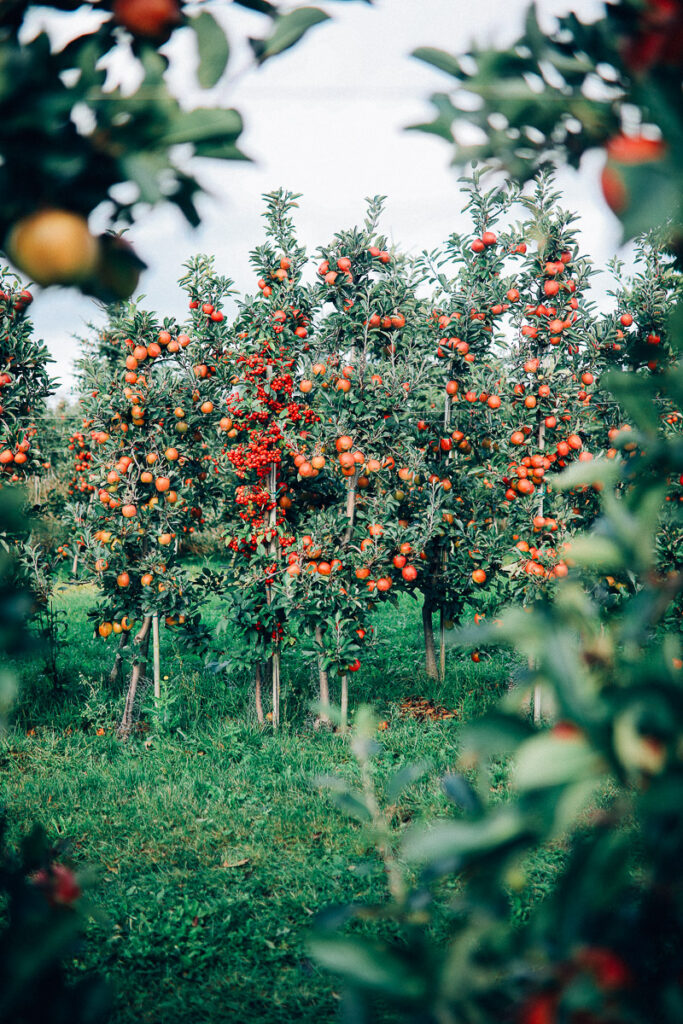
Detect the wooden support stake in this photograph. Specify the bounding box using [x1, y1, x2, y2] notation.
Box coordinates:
[340, 674, 348, 735]
[315, 624, 330, 726]
[266, 451, 281, 730]
[271, 649, 281, 730]
[152, 613, 161, 699]
[255, 663, 264, 724]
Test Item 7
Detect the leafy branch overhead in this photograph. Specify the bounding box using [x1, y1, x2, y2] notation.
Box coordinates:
[0, 1, 368, 299]
[411, 1, 683, 240]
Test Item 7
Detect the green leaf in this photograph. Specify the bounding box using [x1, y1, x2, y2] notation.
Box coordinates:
[441, 773, 482, 814]
[412, 47, 463, 78]
[121, 152, 165, 204]
[614, 161, 683, 242]
[308, 937, 427, 998]
[666, 296, 683, 356]
[160, 109, 243, 147]
[603, 370, 660, 433]
[406, 92, 457, 142]
[553, 777, 602, 833]
[315, 775, 372, 823]
[234, 0, 277, 14]
[192, 12, 230, 89]
[386, 759, 432, 803]
[513, 733, 604, 791]
[402, 807, 524, 864]
[564, 535, 625, 570]
[256, 7, 330, 63]
[193, 141, 250, 161]
[554, 458, 621, 490]
[460, 712, 535, 757]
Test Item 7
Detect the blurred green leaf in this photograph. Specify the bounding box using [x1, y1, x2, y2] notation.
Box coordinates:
[387, 759, 432, 803]
[255, 7, 330, 63]
[192, 12, 230, 89]
[613, 160, 682, 242]
[565, 535, 625, 570]
[441, 773, 483, 814]
[402, 807, 524, 864]
[315, 775, 372, 823]
[513, 733, 604, 791]
[309, 936, 427, 998]
[554, 458, 621, 490]
[160, 109, 243, 147]
[604, 371, 660, 433]
[412, 47, 462, 78]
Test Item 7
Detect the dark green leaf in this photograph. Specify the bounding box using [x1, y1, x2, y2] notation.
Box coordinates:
[160, 109, 243, 147]
[412, 47, 463, 79]
[234, 0, 278, 13]
[257, 7, 330, 63]
[442, 774, 482, 814]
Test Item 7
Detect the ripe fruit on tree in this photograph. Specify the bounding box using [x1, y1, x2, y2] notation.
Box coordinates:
[600, 134, 666, 213]
[113, 0, 182, 40]
[6, 209, 99, 287]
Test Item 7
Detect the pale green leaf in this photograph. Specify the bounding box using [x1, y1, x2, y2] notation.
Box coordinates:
[192, 11, 230, 89]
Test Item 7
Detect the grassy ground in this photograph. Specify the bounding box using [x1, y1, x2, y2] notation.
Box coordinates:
[2, 582, 514, 1023]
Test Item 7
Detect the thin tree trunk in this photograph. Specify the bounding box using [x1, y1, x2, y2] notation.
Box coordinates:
[532, 418, 546, 724]
[118, 615, 152, 739]
[72, 551, 79, 577]
[265, 440, 281, 729]
[342, 469, 360, 545]
[422, 598, 439, 680]
[255, 662, 264, 724]
[340, 674, 348, 734]
[438, 385, 454, 679]
[271, 649, 281, 730]
[439, 388, 452, 682]
[152, 613, 161, 699]
[439, 606, 446, 681]
[109, 631, 130, 686]
[314, 624, 330, 728]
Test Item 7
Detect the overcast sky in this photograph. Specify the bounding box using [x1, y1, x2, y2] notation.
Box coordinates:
[23, 0, 615, 398]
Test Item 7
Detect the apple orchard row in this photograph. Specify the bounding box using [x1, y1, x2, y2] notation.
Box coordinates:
[2, 177, 681, 727]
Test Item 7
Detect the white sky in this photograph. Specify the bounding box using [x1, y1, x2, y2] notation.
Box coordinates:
[22, 0, 616, 399]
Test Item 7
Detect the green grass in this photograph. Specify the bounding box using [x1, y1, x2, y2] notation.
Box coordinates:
[1, 582, 512, 1023]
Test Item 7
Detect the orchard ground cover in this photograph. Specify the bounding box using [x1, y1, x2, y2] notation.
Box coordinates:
[0, 578, 541, 1024]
